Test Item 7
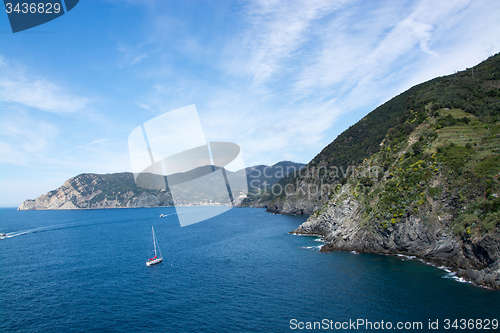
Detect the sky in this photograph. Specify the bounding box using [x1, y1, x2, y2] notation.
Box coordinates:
[1, 0, 500, 207]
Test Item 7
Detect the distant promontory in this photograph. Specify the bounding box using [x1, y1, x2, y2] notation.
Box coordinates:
[18, 161, 305, 211]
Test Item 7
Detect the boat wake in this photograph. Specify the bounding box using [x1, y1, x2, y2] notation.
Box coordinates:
[4, 231, 30, 238]
[159, 213, 176, 218]
[3, 222, 84, 239]
[2, 219, 121, 239]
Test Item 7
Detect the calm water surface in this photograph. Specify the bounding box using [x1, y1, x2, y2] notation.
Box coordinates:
[0, 207, 499, 332]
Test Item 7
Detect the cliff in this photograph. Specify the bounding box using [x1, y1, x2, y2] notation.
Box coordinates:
[293, 184, 500, 290]
[18, 173, 173, 210]
[18, 161, 305, 210]
[262, 53, 500, 216]
[284, 53, 500, 289]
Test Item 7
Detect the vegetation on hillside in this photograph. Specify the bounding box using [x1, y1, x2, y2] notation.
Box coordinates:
[61, 173, 170, 207]
[27, 161, 304, 209]
[352, 104, 499, 237]
[327, 53, 500, 238]
[265, 52, 500, 238]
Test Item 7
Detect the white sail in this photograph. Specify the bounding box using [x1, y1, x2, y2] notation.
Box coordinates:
[146, 226, 163, 266]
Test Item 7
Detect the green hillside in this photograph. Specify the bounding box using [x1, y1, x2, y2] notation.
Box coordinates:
[360, 54, 500, 237]
[281, 53, 500, 289]
[263, 52, 500, 227]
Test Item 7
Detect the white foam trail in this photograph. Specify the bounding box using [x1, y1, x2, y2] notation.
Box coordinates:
[420, 262, 473, 285]
[5, 231, 29, 238]
[346, 250, 476, 287]
[3, 220, 104, 239]
[438, 266, 452, 273]
[159, 213, 176, 218]
[395, 254, 416, 260]
[301, 245, 322, 250]
[442, 271, 472, 284]
[4, 225, 62, 238]
[290, 233, 324, 237]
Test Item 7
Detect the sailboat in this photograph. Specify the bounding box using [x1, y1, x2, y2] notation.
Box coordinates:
[146, 226, 163, 266]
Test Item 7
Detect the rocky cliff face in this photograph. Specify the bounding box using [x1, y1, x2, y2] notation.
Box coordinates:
[17, 173, 173, 210]
[268, 53, 500, 290]
[290, 109, 500, 290]
[263, 53, 500, 218]
[292, 186, 500, 290]
[265, 177, 325, 215]
[266, 197, 321, 215]
[18, 161, 305, 211]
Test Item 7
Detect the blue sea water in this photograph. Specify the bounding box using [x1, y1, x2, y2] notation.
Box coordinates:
[0, 207, 499, 332]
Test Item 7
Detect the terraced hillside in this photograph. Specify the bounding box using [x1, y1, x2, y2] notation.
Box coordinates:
[283, 52, 500, 289]
[262, 52, 500, 218]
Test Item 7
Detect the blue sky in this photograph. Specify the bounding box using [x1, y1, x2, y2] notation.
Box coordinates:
[1, 0, 500, 206]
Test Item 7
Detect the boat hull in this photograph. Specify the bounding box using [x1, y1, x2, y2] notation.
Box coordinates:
[146, 258, 163, 266]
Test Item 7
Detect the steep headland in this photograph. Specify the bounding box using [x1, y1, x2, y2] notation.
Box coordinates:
[17, 161, 304, 210]
[17, 172, 172, 210]
[266, 53, 500, 289]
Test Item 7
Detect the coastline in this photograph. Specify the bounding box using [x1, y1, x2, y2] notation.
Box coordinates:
[290, 228, 500, 291]
[291, 231, 496, 290]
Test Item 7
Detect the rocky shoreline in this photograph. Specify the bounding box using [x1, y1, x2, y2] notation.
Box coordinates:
[289, 194, 500, 290]
[261, 54, 500, 291]
[299, 232, 498, 290]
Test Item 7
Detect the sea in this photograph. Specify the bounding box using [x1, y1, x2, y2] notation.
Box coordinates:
[0, 207, 499, 332]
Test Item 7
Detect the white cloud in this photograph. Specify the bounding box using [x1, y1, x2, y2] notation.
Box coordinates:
[137, 103, 153, 111]
[0, 60, 130, 203]
[0, 58, 92, 115]
[0, 109, 130, 173]
[61, 138, 109, 155]
[0, 110, 59, 165]
[228, 0, 347, 90]
[291, 1, 473, 101]
[129, 0, 500, 168]
[0, 78, 91, 115]
[117, 43, 154, 67]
